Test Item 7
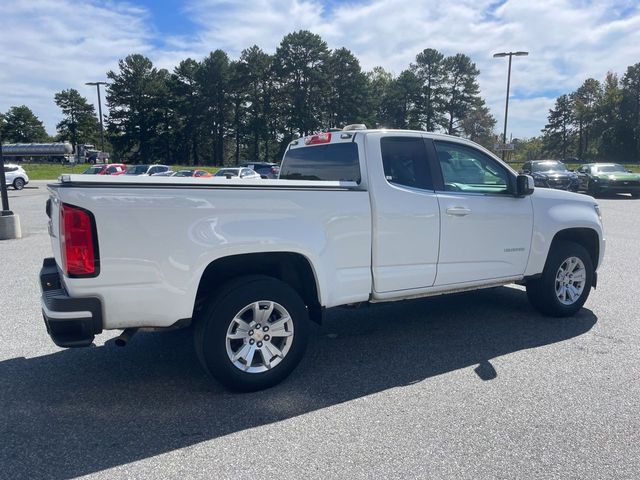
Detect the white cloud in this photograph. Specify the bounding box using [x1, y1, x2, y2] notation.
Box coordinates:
[0, 0, 154, 135]
[177, 0, 640, 138]
[1, 0, 639, 139]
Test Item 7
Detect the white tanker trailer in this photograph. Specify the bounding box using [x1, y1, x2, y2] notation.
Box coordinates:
[1, 142, 74, 162]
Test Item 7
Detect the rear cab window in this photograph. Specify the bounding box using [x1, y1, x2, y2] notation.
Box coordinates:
[280, 141, 361, 182]
[380, 136, 433, 190]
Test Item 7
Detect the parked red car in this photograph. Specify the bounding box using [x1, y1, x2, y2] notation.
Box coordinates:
[82, 164, 127, 175]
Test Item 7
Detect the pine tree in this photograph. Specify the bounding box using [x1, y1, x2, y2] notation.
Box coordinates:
[326, 48, 369, 129]
[542, 94, 574, 159]
[273, 30, 330, 140]
[411, 48, 446, 132]
[621, 63, 640, 159]
[106, 54, 170, 163]
[197, 50, 231, 165]
[54, 89, 100, 151]
[441, 54, 481, 135]
[2, 105, 49, 143]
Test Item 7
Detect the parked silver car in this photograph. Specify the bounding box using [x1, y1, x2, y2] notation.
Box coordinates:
[214, 167, 261, 180]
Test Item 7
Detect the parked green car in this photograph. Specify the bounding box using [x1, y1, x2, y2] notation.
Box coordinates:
[576, 163, 640, 197]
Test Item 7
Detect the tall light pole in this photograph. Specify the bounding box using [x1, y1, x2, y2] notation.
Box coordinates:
[85, 81, 108, 153]
[493, 51, 528, 160]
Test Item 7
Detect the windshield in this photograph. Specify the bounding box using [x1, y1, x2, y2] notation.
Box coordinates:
[83, 166, 103, 174]
[532, 162, 567, 172]
[594, 164, 625, 173]
[215, 169, 239, 177]
[126, 165, 149, 175]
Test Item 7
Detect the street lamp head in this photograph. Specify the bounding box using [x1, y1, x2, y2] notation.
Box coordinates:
[85, 81, 109, 86]
[493, 51, 529, 58]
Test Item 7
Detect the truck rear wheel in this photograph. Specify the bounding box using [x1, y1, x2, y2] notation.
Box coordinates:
[526, 240, 593, 317]
[194, 275, 309, 392]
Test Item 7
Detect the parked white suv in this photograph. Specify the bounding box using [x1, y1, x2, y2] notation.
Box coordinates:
[4, 164, 29, 190]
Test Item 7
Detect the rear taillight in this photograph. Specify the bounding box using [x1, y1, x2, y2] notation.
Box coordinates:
[60, 203, 99, 277]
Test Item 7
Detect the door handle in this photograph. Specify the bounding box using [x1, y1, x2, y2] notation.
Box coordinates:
[446, 206, 472, 216]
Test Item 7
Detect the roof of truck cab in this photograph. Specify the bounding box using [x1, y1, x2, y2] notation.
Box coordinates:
[291, 129, 495, 147]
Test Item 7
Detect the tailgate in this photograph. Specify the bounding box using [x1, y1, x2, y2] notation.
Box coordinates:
[45, 185, 63, 270]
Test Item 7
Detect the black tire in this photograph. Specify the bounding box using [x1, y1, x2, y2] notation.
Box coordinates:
[194, 275, 309, 392]
[526, 240, 594, 317]
[587, 181, 598, 197]
[13, 178, 25, 190]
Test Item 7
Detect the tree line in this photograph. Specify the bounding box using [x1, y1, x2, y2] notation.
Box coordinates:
[514, 63, 640, 162]
[0, 30, 495, 165]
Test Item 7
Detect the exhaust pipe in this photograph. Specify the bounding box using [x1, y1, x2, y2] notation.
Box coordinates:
[114, 328, 138, 347]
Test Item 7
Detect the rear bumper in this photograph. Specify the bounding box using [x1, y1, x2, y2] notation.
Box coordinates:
[40, 257, 102, 347]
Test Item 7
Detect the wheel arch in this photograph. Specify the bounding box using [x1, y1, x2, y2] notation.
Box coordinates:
[192, 252, 323, 324]
[550, 227, 600, 270]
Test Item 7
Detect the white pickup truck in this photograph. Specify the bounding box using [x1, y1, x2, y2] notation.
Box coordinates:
[40, 127, 604, 391]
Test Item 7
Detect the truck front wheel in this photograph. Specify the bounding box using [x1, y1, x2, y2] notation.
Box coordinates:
[194, 275, 309, 392]
[526, 241, 594, 317]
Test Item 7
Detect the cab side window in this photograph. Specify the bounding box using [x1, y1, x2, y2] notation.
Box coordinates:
[434, 141, 510, 194]
[380, 136, 432, 190]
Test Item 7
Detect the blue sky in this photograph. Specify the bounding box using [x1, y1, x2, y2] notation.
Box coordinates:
[1, 0, 639, 141]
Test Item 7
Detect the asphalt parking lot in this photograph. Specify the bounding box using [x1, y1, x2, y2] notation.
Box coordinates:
[1, 181, 639, 479]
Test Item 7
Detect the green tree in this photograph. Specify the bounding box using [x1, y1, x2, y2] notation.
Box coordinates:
[460, 99, 497, 150]
[366, 66, 394, 128]
[381, 70, 422, 129]
[197, 49, 231, 165]
[169, 58, 205, 165]
[2, 105, 49, 143]
[106, 54, 170, 163]
[326, 47, 369, 128]
[621, 63, 640, 160]
[236, 46, 273, 160]
[542, 94, 575, 159]
[412, 48, 446, 132]
[54, 89, 100, 151]
[512, 137, 545, 162]
[441, 54, 481, 135]
[571, 78, 602, 159]
[595, 72, 625, 161]
[273, 30, 330, 141]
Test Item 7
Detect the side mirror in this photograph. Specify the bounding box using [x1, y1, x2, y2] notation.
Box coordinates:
[225, 173, 234, 179]
[522, 169, 531, 174]
[516, 174, 535, 197]
[627, 169, 633, 173]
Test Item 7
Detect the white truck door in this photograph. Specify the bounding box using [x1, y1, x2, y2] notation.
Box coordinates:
[431, 139, 533, 286]
[366, 132, 441, 293]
